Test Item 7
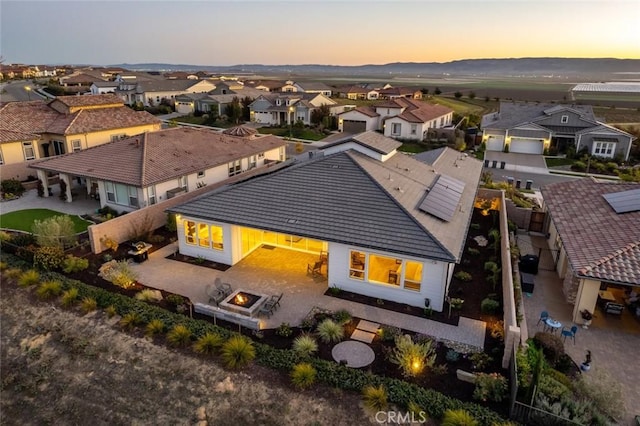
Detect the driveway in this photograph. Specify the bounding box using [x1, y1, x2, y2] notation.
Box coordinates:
[484, 152, 548, 171]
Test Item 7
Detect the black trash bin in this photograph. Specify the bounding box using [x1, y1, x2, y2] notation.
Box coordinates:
[519, 254, 539, 275]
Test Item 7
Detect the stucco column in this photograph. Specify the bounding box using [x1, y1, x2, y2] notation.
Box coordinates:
[572, 278, 599, 324]
[59, 173, 73, 203]
[36, 170, 49, 197]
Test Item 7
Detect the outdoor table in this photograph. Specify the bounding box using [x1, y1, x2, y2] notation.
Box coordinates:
[544, 318, 562, 333]
[128, 242, 152, 263]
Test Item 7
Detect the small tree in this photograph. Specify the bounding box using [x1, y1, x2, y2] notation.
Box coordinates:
[389, 334, 436, 377]
[454, 91, 463, 99]
[468, 91, 476, 100]
[225, 97, 243, 124]
[434, 87, 442, 95]
[32, 215, 76, 248]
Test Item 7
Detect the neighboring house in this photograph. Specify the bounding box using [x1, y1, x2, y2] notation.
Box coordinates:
[134, 79, 217, 107]
[293, 82, 333, 97]
[90, 81, 119, 95]
[243, 80, 286, 92]
[29, 126, 287, 211]
[168, 131, 482, 312]
[337, 98, 453, 139]
[378, 87, 423, 100]
[58, 72, 105, 89]
[0, 94, 161, 180]
[541, 178, 640, 324]
[249, 93, 337, 126]
[480, 102, 635, 158]
[334, 85, 379, 100]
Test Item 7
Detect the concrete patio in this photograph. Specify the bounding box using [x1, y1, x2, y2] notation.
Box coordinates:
[517, 232, 640, 425]
[131, 244, 487, 350]
[1, 186, 100, 216]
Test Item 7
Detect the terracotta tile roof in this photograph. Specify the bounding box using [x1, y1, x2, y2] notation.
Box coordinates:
[541, 178, 640, 284]
[345, 106, 378, 118]
[396, 103, 452, 123]
[63, 108, 160, 134]
[53, 94, 123, 107]
[29, 127, 287, 187]
[0, 101, 60, 134]
[0, 129, 39, 143]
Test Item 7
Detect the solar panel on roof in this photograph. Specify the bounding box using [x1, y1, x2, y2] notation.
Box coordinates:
[419, 174, 465, 222]
[603, 189, 640, 214]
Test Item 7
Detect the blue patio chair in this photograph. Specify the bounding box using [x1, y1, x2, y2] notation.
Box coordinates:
[561, 325, 578, 344]
[537, 310, 549, 326]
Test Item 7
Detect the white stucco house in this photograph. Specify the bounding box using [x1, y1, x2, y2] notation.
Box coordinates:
[29, 126, 287, 212]
[168, 132, 482, 312]
[249, 93, 337, 126]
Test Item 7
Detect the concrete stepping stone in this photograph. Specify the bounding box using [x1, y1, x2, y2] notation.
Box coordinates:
[350, 329, 376, 343]
[331, 341, 375, 368]
[356, 319, 380, 333]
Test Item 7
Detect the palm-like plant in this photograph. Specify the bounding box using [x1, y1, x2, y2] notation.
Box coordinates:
[441, 409, 478, 426]
[193, 332, 224, 355]
[362, 385, 388, 411]
[221, 336, 255, 369]
[145, 319, 165, 337]
[36, 280, 62, 299]
[292, 334, 318, 358]
[290, 363, 316, 389]
[18, 269, 40, 287]
[61, 287, 80, 307]
[80, 297, 98, 313]
[166, 324, 192, 347]
[316, 319, 344, 344]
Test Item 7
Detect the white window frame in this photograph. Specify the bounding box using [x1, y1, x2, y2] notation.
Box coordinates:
[52, 140, 66, 156]
[391, 123, 401, 136]
[105, 181, 116, 202]
[592, 141, 615, 158]
[71, 139, 82, 152]
[23, 142, 35, 160]
[147, 185, 156, 205]
[249, 155, 257, 169]
[410, 124, 417, 135]
[179, 176, 188, 190]
[197, 171, 205, 179]
[110, 134, 125, 142]
[228, 160, 241, 177]
[128, 186, 139, 208]
[561, 115, 569, 124]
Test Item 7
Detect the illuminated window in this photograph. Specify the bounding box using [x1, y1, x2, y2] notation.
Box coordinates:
[185, 221, 196, 245]
[403, 261, 422, 292]
[211, 225, 224, 250]
[369, 253, 401, 287]
[349, 251, 366, 280]
[198, 223, 209, 247]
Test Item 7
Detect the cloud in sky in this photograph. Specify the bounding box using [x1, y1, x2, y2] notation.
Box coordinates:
[2, 0, 639, 66]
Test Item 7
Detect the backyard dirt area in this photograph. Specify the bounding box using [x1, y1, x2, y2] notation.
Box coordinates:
[0, 280, 370, 426]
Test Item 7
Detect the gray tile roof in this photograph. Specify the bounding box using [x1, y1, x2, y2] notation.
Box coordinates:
[319, 131, 401, 155]
[170, 152, 456, 261]
[542, 178, 640, 285]
[30, 127, 286, 187]
[138, 79, 200, 92]
[412, 147, 446, 165]
[481, 102, 596, 130]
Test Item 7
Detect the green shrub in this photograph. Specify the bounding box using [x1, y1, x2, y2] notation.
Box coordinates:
[119, 312, 142, 330]
[135, 289, 162, 302]
[571, 161, 586, 172]
[292, 334, 318, 358]
[454, 271, 472, 282]
[469, 223, 481, 230]
[166, 213, 177, 232]
[469, 353, 492, 371]
[537, 374, 571, 402]
[221, 336, 256, 369]
[36, 280, 62, 299]
[1, 179, 26, 197]
[193, 332, 224, 354]
[32, 215, 76, 248]
[446, 349, 461, 363]
[276, 322, 293, 337]
[62, 255, 89, 273]
[291, 362, 317, 389]
[167, 324, 192, 347]
[61, 287, 80, 307]
[480, 298, 500, 314]
[390, 334, 437, 377]
[473, 373, 507, 402]
[332, 308, 352, 325]
[166, 294, 186, 307]
[605, 162, 618, 173]
[362, 385, 388, 411]
[378, 325, 402, 342]
[533, 332, 565, 366]
[81, 297, 97, 313]
[146, 319, 165, 337]
[34, 246, 65, 271]
[316, 319, 344, 343]
[18, 269, 40, 287]
[105, 305, 117, 318]
[574, 369, 625, 420]
[442, 409, 478, 426]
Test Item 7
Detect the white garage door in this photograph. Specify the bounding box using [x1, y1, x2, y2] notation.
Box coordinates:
[510, 138, 544, 154]
[486, 136, 504, 151]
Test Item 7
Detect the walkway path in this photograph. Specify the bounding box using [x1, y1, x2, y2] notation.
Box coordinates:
[1, 188, 100, 215]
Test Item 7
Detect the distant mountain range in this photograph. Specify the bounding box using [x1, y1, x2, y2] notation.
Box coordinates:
[111, 58, 640, 79]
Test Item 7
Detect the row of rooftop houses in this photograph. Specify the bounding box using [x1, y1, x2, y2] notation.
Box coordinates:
[1, 98, 637, 328]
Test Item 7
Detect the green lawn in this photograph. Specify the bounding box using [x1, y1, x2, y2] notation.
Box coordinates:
[0, 209, 91, 233]
[257, 127, 326, 141]
[545, 157, 575, 168]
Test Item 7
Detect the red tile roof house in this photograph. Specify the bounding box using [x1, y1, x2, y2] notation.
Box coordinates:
[337, 98, 453, 140]
[168, 131, 483, 312]
[28, 126, 287, 212]
[0, 94, 161, 181]
[541, 177, 640, 325]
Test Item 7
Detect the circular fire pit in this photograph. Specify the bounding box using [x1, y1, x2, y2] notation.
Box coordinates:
[331, 341, 375, 368]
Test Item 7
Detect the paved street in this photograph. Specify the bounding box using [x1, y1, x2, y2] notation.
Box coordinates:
[484, 168, 580, 188]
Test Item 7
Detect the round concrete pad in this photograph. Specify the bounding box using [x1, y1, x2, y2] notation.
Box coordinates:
[331, 340, 375, 368]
